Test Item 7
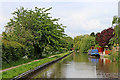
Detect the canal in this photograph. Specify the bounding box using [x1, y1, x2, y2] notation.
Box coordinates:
[29, 52, 119, 78]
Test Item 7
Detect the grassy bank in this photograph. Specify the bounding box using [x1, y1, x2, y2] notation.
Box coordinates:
[2, 53, 57, 70]
[2, 51, 67, 70]
[2, 51, 72, 79]
[2, 59, 33, 70]
[104, 55, 110, 58]
[104, 52, 120, 62]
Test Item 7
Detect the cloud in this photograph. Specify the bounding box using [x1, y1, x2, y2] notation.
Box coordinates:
[66, 32, 82, 38]
[60, 7, 111, 32]
[54, 3, 117, 38]
[0, 14, 10, 33]
[0, 0, 119, 2]
[80, 19, 107, 31]
[0, 16, 9, 23]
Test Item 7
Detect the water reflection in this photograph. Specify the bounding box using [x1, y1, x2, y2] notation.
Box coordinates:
[88, 56, 118, 78]
[88, 57, 99, 64]
[31, 52, 118, 78]
[96, 57, 118, 78]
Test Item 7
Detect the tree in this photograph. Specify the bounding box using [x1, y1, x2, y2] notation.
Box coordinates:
[112, 16, 120, 61]
[2, 39, 25, 62]
[112, 16, 120, 45]
[96, 27, 115, 48]
[80, 35, 95, 53]
[62, 36, 73, 50]
[95, 32, 99, 45]
[90, 32, 95, 37]
[3, 7, 66, 59]
[73, 35, 84, 50]
[73, 35, 95, 53]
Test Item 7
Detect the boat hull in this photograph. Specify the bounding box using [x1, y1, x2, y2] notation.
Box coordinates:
[89, 54, 100, 57]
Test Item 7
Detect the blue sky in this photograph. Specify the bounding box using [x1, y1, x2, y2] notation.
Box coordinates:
[0, 0, 118, 38]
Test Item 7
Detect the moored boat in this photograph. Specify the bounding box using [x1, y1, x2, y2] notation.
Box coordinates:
[88, 49, 100, 57]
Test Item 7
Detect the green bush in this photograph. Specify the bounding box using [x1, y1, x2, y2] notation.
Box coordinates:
[59, 47, 67, 53]
[109, 52, 120, 62]
[2, 40, 25, 63]
[94, 44, 101, 49]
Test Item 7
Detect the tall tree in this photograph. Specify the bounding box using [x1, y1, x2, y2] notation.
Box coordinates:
[73, 35, 95, 52]
[62, 36, 73, 50]
[96, 27, 115, 48]
[4, 7, 66, 59]
[73, 35, 84, 50]
[80, 35, 95, 53]
[112, 16, 120, 45]
[90, 32, 95, 37]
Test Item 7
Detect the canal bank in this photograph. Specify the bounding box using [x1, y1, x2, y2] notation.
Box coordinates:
[2, 51, 72, 79]
[29, 52, 119, 78]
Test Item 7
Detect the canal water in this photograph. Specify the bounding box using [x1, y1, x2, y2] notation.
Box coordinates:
[30, 52, 119, 78]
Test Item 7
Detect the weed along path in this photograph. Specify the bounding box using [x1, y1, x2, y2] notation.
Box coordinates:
[2, 52, 72, 79]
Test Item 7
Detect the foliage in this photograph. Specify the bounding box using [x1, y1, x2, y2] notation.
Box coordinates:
[94, 44, 101, 49]
[112, 16, 120, 62]
[109, 52, 120, 62]
[79, 35, 95, 53]
[73, 35, 84, 50]
[62, 36, 73, 51]
[96, 27, 115, 47]
[2, 58, 32, 70]
[2, 7, 70, 63]
[73, 35, 95, 53]
[2, 39, 25, 63]
[112, 16, 120, 45]
[95, 32, 99, 44]
[2, 51, 72, 78]
[108, 38, 115, 49]
[0, 34, 1, 71]
[90, 32, 95, 37]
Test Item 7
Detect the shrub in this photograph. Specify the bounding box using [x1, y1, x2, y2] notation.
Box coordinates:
[2, 39, 25, 63]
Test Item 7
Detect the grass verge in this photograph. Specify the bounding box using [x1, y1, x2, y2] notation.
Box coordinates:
[104, 53, 120, 62]
[2, 51, 72, 79]
[104, 55, 110, 58]
[2, 59, 33, 70]
[2, 52, 60, 70]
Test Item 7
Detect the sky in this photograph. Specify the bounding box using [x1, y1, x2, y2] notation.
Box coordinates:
[0, 0, 118, 38]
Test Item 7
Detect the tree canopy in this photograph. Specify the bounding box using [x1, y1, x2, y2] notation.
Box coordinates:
[2, 7, 73, 62]
[96, 27, 115, 47]
[90, 32, 95, 37]
[73, 35, 95, 53]
[112, 16, 120, 45]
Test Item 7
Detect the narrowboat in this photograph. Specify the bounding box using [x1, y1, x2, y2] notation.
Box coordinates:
[88, 49, 100, 57]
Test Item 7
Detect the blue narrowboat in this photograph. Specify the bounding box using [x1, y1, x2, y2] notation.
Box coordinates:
[88, 49, 100, 57]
